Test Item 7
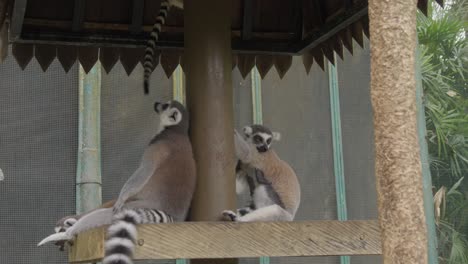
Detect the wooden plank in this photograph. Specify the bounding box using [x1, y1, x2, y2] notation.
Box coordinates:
[161, 50, 181, 78]
[23, 18, 295, 40]
[130, 0, 145, 34]
[351, 21, 364, 48]
[120, 47, 144, 75]
[332, 36, 344, 60]
[69, 220, 381, 263]
[237, 54, 255, 79]
[273, 55, 292, 79]
[35, 44, 56, 71]
[294, 3, 368, 54]
[12, 43, 33, 70]
[302, 51, 314, 74]
[68, 225, 105, 263]
[57, 45, 77, 73]
[321, 43, 335, 65]
[241, 0, 253, 40]
[293, 0, 303, 40]
[18, 31, 296, 55]
[10, 0, 27, 41]
[78, 46, 98, 73]
[72, 0, 85, 32]
[99, 47, 120, 73]
[255, 54, 274, 79]
[311, 47, 325, 71]
[339, 28, 353, 55]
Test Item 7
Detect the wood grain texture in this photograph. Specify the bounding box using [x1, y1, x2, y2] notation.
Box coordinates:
[69, 220, 381, 263]
[368, 0, 428, 263]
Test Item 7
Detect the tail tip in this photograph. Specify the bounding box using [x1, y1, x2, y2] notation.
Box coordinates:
[144, 80, 149, 95]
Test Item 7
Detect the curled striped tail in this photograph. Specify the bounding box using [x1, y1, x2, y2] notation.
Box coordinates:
[103, 208, 173, 264]
[143, 0, 171, 94]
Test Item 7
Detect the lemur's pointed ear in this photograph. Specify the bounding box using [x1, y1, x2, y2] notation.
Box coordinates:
[272, 132, 281, 141]
[243, 126, 253, 137]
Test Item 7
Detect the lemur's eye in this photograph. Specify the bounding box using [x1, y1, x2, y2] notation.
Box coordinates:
[266, 138, 272, 144]
[253, 135, 263, 144]
[162, 104, 169, 111]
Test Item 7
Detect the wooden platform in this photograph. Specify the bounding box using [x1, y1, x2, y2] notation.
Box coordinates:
[69, 220, 381, 263]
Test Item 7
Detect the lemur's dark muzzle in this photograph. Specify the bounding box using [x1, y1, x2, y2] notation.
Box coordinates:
[257, 145, 268, 153]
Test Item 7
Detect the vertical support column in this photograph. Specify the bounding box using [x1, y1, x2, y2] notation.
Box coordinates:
[415, 42, 438, 264]
[327, 58, 350, 264]
[185, 0, 236, 224]
[368, 1, 428, 263]
[76, 63, 102, 214]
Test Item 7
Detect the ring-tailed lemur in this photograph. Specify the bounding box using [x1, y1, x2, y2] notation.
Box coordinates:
[222, 125, 301, 222]
[38, 100, 197, 264]
[143, 0, 184, 94]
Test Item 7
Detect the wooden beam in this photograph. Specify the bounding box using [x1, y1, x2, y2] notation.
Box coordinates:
[22, 18, 295, 40]
[294, 3, 368, 54]
[72, 0, 85, 32]
[294, 0, 303, 40]
[9, 0, 27, 41]
[68, 220, 381, 263]
[241, 0, 253, 40]
[344, 0, 353, 9]
[130, 0, 144, 34]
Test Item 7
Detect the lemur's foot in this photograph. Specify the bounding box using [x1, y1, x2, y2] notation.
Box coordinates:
[221, 210, 238, 222]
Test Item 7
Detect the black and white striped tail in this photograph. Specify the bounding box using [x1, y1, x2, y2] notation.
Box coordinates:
[143, 0, 171, 94]
[102, 208, 173, 264]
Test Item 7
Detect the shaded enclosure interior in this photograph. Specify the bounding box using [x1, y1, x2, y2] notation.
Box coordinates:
[0, 38, 379, 264]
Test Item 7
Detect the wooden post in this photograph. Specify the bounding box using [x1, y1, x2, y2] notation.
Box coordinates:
[185, 0, 236, 259]
[368, 1, 428, 263]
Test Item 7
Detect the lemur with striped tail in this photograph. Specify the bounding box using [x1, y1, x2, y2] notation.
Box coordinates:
[143, 0, 183, 94]
[39, 100, 197, 264]
[223, 125, 301, 222]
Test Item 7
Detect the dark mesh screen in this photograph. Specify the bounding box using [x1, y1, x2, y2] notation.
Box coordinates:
[262, 58, 339, 264]
[338, 38, 381, 264]
[0, 52, 78, 264]
[101, 62, 174, 264]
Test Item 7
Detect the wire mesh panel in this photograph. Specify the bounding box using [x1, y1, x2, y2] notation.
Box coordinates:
[100, 62, 174, 264]
[0, 53, 78, 264]
[337, 38, 381, 264]
[262, 57, 339, 264]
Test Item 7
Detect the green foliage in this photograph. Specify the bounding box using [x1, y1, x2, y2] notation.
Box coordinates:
[418, 1, 468, 263]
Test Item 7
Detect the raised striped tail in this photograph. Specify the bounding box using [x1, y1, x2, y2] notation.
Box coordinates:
[103, 208, 173, 264]
[143, 0, 171, 94]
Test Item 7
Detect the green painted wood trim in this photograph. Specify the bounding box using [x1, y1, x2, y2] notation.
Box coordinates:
[416, 43, 439, 264]
[251, 67, 263, 125]
[251, 66, 269, 264]
[328, 58, 350, 264]
[173, 64, 187, 264]
[173, 65, 186, 105]
[76, 62, 102, 214]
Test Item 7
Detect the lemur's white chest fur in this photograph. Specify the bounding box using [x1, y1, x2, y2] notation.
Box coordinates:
[253, 185, 276, 209]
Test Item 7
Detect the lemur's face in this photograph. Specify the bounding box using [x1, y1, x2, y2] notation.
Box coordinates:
[242, 125, 280, 153]
[154, 100, 183, 128]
